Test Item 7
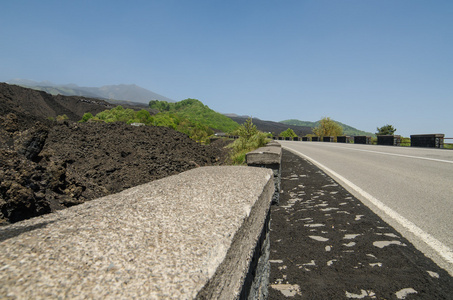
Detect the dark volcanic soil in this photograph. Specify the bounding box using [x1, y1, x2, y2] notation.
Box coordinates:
[0, 83, 231, 224]
[269, 149, 453, 299]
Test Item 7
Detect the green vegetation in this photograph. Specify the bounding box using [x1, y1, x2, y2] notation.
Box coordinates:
[312, 117, 343, 138]
[47, 115, 69, 122]
[400, 137, 411, 147]
[228, 118, 270, 165]
[79, 106, 214, 142]
[149, 99, 240, 133]
[280, 119, 317, 128]
[376, 124, 397, 135]
[279, 128, 297, 138]
[280, 118, 375, 137]
[56, 114, 69, 122]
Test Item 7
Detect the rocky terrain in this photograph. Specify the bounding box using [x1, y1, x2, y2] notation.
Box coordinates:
[0, 83, 230, 224]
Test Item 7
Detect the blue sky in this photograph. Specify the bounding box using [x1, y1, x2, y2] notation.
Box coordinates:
[1, 1, 452, 137]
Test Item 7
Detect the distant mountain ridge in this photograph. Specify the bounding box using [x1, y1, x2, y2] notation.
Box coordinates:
[280, 119, 375, 136]
[6, 79, 174, 104]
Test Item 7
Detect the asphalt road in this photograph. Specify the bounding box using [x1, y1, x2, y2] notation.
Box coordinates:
[279, 141, 453, 276]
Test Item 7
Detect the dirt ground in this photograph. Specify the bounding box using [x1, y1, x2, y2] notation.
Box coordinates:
[268, 149, 453, 299]
[0, 83, 232, 224]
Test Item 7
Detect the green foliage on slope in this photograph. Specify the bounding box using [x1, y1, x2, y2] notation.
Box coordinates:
[280, 119, 375, 137]
[80, 106, 213, 142]
[280, 119, 318, 128]
[149, 99, 240, 133]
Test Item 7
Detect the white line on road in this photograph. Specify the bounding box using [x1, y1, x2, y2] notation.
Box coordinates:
[320, 144, 453, 164]
[285, 147, 453, 268]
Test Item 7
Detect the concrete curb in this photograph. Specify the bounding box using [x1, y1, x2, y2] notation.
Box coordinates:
[0, 166, 274, 299]
[246, 143, 282, 205]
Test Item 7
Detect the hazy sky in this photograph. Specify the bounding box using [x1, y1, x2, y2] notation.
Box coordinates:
[1, 1, 452, 137]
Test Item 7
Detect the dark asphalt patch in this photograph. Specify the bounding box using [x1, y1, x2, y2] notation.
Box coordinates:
[269, 149, 453, 299]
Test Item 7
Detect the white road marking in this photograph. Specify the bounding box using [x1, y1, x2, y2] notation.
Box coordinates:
[318, 144, 453, 164]
[285, 147, 453, 267]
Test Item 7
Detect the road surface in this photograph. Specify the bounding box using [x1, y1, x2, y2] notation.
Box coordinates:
[279, 140, 453, 276]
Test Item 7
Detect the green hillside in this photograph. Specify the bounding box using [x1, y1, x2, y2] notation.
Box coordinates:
[149, 99, 240, 133]
[280, 119, 375, 137]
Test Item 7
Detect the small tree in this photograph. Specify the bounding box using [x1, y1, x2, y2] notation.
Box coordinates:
[236, 117, 258, 141]
[279, 128, 297, 138]
[312, 117, 343, 138]
[376, 124, 396, 135]
[228, 118, 269, 165]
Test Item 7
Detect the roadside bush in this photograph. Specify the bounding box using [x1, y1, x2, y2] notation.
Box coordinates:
[279, 128, 297, 138]
[400, 137, 411, 147]
[228, 118, 270, 165]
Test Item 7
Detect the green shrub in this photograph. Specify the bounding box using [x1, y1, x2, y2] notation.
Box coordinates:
[279, 128, 297, 138]
[401, 137, 411, 147]
[80, 112, 93, 122]
[228, 118, 270, 165]
[56, 114, 69, 121]
[79, 106, 214, 143]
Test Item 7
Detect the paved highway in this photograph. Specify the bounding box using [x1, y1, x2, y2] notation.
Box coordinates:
[279, 140, 453, 276]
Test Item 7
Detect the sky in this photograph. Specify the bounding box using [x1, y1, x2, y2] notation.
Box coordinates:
[1, 0, 452, 137]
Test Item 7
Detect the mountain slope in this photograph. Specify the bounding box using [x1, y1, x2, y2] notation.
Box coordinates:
[226, 116, 312, 137]
[280, 119, 374, 136]
[0, 83, 115, 125]
[149, 99, 240, 133]
[6, 79, 174, 104]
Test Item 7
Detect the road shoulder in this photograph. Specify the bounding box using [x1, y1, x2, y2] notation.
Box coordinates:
[269, 149, 453, 299]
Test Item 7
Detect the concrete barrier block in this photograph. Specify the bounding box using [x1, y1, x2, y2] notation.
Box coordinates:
[266, 141, 281, 148]
[354, 136, 371, 144]
[410, 134, 444, 148]
[246, 146, 282, 165]
[246, 146, 282, 205]
[337, 136, 350, 143]
[0, 166, 274, 299]
[377, 135, 401, 146]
